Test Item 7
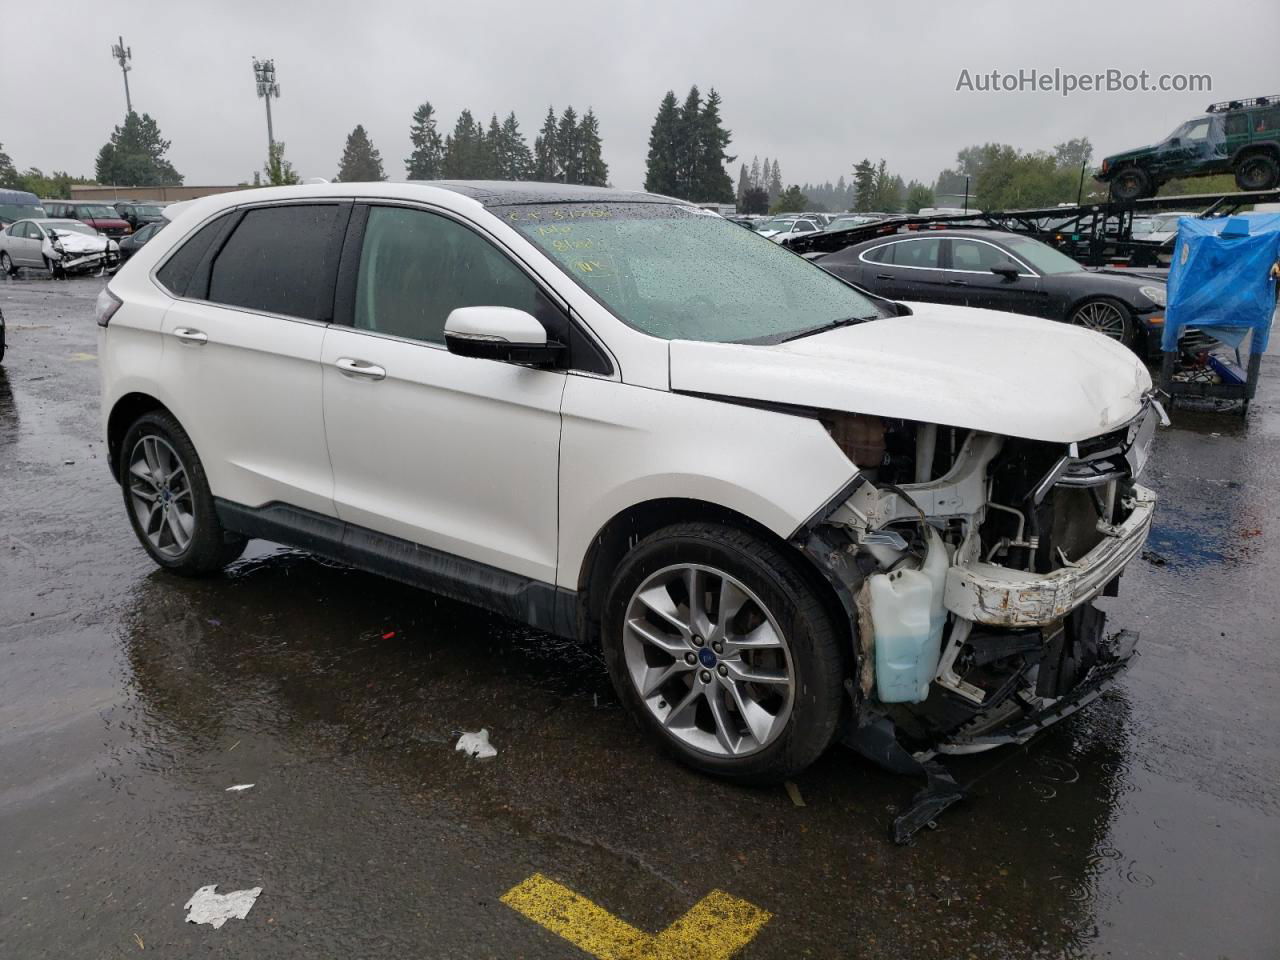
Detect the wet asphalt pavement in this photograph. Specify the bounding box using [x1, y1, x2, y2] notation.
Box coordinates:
[1, 274, 1277, 959]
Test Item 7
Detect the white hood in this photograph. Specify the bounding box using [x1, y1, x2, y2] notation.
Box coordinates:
[50, 231, 109, 254]
[668, 303, 1151, 444]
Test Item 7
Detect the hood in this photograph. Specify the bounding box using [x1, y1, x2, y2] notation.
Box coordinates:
[85, 217, 130, 229]
[1075, 268, 1165, 305]
[668, 303, 1151, 444]
[50, 231, 109, 253]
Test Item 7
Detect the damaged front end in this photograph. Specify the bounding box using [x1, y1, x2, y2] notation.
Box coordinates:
[793, 401, 1162, 833]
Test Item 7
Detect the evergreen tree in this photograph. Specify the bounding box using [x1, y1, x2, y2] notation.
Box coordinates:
[675, 86, 703, 198]
[500, 112, 533, 180]
[263, 141, 299, 185]
[740, 185, 769, 215]
[442, 110, 482, 178]
[533, 106, 559, 181]
[736, 163, 749, 206]
[692, 88, 734, 202]
[405, 101, 444, 179]
[770, 184, 808, 214]
[767, 159, 782, 202]
[0, 144, 18, 188]
[643, 91, 681, 195]
[557, 106, 581, 184]
[485, 114, 506, 179]
[749, 155, 762, 189]
[334, 124, 386, 182]
[852, 158, 876, 211]
[578, 109, 609, 187]
[95, 111, 183, 186]
[835, 174, 849, 210]
[904, 180, 935, 213]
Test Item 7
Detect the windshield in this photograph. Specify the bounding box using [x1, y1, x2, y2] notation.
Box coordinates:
[497, 202, 883, 343]
[999, 235, 1083, 275]
[755, 218, 796, 233]
[77, 204, 120, 219]
[0, 203, 46, 223]
[128, 204, 165, 216]
[47, 221, 96, 236]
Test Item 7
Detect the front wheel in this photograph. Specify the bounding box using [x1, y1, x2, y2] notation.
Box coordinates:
[119, 411, 246, 575]
[602, 522, 845, 782]
[1070, 298, 1135, 348]
[1234, 153, 1280, 191]
[0, 252, 15, 277]
[1109, 167, 1152, 202]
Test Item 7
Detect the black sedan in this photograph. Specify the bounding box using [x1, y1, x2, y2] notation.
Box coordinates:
[116, 220, 165, 264]
[814, 228, 1167, 351]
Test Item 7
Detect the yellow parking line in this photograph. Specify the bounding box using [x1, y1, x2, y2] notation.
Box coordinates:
[501, 873, 771, 960]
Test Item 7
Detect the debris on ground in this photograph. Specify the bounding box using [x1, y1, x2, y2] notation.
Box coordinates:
[183, 885, 262, 929]
[784, 781, 806, 807]
[455, 729, 497, 759]
[225, 784, 254, 792]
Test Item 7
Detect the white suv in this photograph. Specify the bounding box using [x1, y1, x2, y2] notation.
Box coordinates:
[98, 181, 1159, 782]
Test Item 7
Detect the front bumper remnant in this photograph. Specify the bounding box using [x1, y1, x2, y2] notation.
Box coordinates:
[944, 484, 1156, 627]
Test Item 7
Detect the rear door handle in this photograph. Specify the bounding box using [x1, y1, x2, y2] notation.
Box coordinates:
[172, 327, 208, 345]
[947, 280, 969, 286]
[335, 357, 386, 380]
[875, 273, 893, 280]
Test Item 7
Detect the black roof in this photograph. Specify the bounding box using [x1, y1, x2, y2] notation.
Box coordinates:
[418, 180, 679, 207]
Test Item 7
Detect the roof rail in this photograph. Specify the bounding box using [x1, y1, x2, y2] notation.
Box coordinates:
[1206, 95, 1280, 113]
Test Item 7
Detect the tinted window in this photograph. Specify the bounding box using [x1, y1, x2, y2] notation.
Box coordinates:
[862, 244, 895, 264]
[354, 206, 558, 345]
[1225, 114, 1249, 136]
[156, 213, 231, 297]
[893, 238, 941, 268]
[949, 239, 1008, 271]
[208, 205, 344, 321]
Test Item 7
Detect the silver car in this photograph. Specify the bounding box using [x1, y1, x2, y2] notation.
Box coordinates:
[0, 218, 120, 277]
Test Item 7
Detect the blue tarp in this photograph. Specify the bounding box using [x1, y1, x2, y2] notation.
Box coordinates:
[1162, 213, 1280, 353]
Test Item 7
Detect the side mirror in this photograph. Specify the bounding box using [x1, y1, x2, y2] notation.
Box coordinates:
[444, 306, 564, 367]
[990, 261, 1021, 281]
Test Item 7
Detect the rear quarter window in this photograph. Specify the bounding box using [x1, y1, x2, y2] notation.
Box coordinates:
[156, 213, 232, 297]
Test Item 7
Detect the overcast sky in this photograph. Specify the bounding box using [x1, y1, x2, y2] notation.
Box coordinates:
[3, 0, 1277, 192]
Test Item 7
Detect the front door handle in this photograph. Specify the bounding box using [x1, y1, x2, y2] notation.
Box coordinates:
[875, 273, 893, 280]
[335, 357, 386, 380]
[172, 327, 208, 345]
[947, 280, 969, 286]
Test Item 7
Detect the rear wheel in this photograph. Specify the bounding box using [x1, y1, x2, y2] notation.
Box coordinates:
[1110, 167, 1152, 202]
[1070, 298, 1135, 347]
[602, 522, 845, 782]
[119, 411, 246, 575]
[1234, 152, 1280, 191]
[0, 252, 15, 277]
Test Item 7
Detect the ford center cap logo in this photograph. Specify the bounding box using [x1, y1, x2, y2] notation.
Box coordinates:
[698, 647, 717, 668]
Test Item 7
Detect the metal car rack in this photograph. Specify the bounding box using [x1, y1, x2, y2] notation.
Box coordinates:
[784, 188, 1280, 268]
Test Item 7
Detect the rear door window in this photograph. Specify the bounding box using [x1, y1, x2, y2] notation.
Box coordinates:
[207, 204, 347, 321]
[892, 238, 942, 268]
[862, 244, 895, 264]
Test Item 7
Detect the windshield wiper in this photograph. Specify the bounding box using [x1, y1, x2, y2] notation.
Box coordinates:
[777, 314, 879, 344]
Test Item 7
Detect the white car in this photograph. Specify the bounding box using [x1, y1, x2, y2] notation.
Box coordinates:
[0, 218, 120, 276]
[97, 182, 1159, 783]
[1131, 212, 1197, 244]
[755, 216, 822, 242]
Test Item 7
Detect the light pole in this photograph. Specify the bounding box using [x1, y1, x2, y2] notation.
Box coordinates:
[111, 36, 132, 114]
[252, 58, 280, 158]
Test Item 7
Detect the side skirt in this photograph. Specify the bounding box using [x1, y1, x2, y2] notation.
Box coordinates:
[214, 499, 578, 639]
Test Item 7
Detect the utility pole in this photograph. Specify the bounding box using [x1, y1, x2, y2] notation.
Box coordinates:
[252, 58, 280, 159]
[963, 175, 971, 213]
[111, 36, 133, 114]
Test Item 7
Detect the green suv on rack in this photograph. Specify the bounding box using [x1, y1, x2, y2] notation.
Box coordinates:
[1097, 95, 1280, 201]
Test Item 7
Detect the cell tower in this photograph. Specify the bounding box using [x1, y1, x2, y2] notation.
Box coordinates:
[111, 36, 133, 114]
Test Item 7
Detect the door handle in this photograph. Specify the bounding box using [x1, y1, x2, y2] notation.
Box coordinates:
[947, 280, 969, 286]
[875, 274, 893, 280]
[172, 327, 208, 344]
[335, 357, 386, 380]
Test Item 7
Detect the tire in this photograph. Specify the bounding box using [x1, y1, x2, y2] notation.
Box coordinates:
[119, 411, 246, 575]
[1109, 167, 1152, 202]
[44, 256, 64, 280]
[601, 522, 845, 782]
[1233, 152, 1280, 192]
[0, 252, 15, 277]
[1069, 297, 1135, 348]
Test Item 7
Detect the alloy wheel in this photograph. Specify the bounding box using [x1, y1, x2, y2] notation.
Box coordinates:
[1070, 300, 1129, 341]
[127, 434, 196, 557]
[622, 563, 795, 757]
